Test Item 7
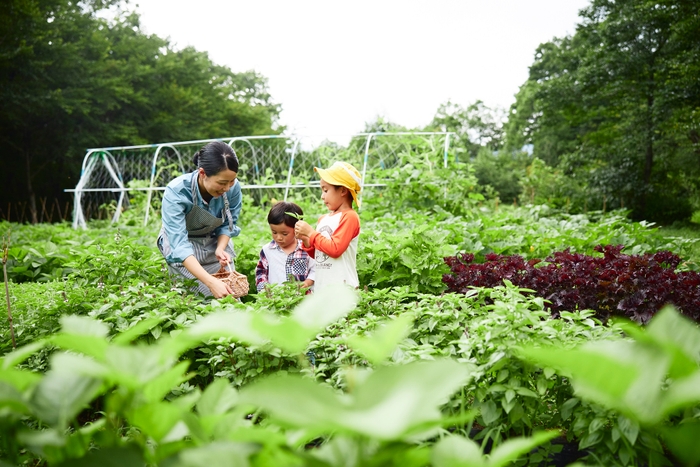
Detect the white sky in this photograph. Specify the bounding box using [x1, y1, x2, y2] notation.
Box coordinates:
[129, 0, 589, 144]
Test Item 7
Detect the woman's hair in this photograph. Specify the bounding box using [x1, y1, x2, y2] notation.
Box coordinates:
[192, 141, 239, 175]
[268, 201, 303, 228]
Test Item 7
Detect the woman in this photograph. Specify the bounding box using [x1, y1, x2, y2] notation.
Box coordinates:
[157, 141, 242, 298]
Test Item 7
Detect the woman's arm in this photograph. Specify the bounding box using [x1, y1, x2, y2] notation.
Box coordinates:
[182, 256, 232, 298]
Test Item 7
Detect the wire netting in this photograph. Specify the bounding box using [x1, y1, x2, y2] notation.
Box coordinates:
[70, 133, 453, 228]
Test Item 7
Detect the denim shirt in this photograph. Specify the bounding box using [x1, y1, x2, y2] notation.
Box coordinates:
[160, 172, 242, 263]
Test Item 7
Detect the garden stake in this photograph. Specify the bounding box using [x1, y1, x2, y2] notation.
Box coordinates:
[2, 231, 16, 349]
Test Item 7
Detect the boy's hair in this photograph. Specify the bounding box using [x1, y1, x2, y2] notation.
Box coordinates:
[268, 201, 303, 228]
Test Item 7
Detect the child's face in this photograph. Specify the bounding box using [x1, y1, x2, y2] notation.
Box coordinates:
[269, 223, 296, 249]
[320, 180, 349, 211]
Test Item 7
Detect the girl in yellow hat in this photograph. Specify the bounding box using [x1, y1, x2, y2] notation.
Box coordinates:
[294, 161, 362, 291]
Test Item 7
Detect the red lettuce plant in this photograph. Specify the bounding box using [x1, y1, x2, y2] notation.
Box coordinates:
[443, 245, 700, 323]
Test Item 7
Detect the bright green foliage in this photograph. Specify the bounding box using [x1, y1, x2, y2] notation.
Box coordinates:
[2, 202, 700, 465]
[0, 281, 562, 467]
[505, 0, 700, 222]
[519, 306, 700, 465]
[0, 0, 281, 220]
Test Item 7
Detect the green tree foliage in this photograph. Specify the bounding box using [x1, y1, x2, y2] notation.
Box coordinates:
[506, 0, 700, 223]
[0, 0, 281, 222]
[430, 99, 505, 157]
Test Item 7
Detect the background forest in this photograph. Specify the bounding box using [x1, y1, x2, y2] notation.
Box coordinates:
[1, 0, 699, 225]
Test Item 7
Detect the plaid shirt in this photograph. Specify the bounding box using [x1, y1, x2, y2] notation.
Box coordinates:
[255, 239, 315, 292]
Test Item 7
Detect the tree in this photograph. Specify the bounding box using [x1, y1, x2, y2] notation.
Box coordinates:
[0, 1, 281, 222]
[429, 100, 505, 158]
[506, 0, 700, 222]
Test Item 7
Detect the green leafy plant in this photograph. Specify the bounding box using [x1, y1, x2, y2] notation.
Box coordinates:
[518, 306, 700, 466]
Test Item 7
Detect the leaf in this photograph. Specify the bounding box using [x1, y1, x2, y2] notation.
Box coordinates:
[112, 316, 168, 345]
[105, 345, 174, 388]
[617, 415, 639, 445]
[59, 315, 109, 338]
[142, 361, 193, 403]
[51, 334, 109, 361]
[54, 445, 145, 467]
[181, 311, 267, 348]
[164, 441, 258, 467]
[488, 431, 559, 467]
[239, 359, 473, 441]
[127, 401, 186, 443]
[0, 382, 31, 415]
[197, 379, 239, 417]
[346, 313, 414, 365]
[431, 435, 485, 467]
[1, 340, 48, 369]
[645, 306, 700, 377]
[29, 363, 103, 429]
[661, 420, 700, 467]
[291, 284, 359, 330]
[479, 400, 501, 426]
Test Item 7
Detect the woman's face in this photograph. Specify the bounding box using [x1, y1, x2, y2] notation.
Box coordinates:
[200, 168, 237, 198]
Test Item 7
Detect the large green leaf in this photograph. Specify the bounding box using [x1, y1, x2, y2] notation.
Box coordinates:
[645, 306, 700, 375]
[290, 284, 359, 329]
[127, 401, 187, 443]
[487, 430, 559, 467]
[50, 334, 109, 361]
[0, 381, 30, 415]
[160, 441, 257, 467]
[239, 359, 473, 440]
[142, 360, 193, 403]
[29, 364, 103, 429]
[105, 344, 174, 388]
[59, 315, 109, 337]
[54, 445, 145, 467]
[661, 420, 700, 467]
[196, 378, 239, 417]
[431, 435, 484, 467]
[347, 313, 414, 365]
[112, 316, 169, 345]
[1, 340, 48, 369]
[517, 341, 670, 425]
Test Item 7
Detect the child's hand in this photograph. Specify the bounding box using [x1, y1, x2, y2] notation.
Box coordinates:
[294, 220, 313, 238]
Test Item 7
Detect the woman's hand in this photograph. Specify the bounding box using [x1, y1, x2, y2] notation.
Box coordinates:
[208, 277, 233, 298]
[294, 220, 313, 239]
[215, 247, 232, 266]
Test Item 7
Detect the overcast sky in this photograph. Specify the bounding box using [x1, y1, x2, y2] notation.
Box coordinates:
[129, 0, 589, 144]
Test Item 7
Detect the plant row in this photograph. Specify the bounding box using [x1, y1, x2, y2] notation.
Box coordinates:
[443, 245, 700, 323]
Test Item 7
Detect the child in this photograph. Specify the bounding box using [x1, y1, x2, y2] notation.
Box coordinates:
[255, 201, 315, 293]
[294, 161, 362, 291]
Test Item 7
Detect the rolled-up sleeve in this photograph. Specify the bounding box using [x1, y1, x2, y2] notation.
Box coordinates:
[215, 180, 242, 238]
[161, 183, 194, 263]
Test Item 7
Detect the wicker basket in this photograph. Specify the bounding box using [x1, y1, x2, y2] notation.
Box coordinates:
[212, 267, 250, 298]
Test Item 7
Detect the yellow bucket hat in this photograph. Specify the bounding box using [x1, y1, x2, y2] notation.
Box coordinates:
[314, 161, 363, 208]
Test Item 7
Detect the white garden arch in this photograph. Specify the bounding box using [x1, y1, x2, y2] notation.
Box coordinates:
[67, 132, 454, 229]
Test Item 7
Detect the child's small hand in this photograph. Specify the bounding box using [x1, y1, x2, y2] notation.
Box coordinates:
[294, 220, 313, 238]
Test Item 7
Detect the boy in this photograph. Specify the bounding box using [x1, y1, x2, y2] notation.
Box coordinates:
[294, 161, 362, 291]
[255, 202, 315, 293]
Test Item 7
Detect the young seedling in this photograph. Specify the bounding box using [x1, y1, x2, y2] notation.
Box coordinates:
[285, 211, 304, 221]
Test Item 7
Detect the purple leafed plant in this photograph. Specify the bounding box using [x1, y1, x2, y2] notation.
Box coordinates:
[443, 245, 700, 323]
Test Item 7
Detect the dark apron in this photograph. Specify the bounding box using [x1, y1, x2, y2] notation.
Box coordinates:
[158, 173, 236, 296]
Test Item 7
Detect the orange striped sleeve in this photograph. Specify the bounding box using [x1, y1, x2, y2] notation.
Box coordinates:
[308, 210, 360, 259]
